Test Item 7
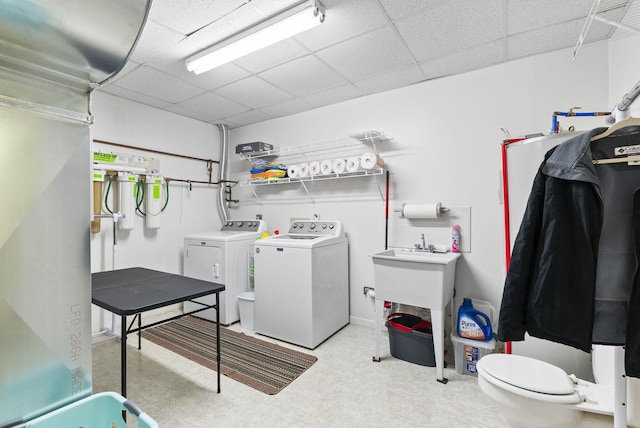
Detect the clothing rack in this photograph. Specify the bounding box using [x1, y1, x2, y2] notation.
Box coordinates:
[500, 79, 640, 426]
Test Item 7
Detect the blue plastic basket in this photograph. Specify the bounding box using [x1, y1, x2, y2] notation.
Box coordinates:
[21, 392, 158, 428]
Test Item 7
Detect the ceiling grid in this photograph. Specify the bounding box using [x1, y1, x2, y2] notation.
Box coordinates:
[96, 0, 637, 128]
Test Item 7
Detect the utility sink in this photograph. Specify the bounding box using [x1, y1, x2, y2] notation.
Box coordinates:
[371, 248, 461, 265]
[370, 248, 462, 382]
[370, 249, 461, 308]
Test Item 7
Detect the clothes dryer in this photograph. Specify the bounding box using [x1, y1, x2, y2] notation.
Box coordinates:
[254, 220, 349, 348]
[183, 220, 266, 325]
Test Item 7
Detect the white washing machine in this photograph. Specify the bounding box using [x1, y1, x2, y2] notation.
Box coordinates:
[183, 219, 266, 325]
[254, 220, 349, 348]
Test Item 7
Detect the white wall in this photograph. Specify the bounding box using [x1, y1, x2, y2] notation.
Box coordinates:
[89, 93, 220, 332]
[88, 35, 640, 341]
[229, 41, 613, 332]
[609, 33, 640, 116]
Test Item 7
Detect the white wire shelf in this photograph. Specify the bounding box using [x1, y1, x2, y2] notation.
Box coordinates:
[238, 130, 392, 162]
[240, 167, 384, 187]
[238, 130, 391, 203]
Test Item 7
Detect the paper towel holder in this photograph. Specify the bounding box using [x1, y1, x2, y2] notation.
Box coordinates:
[394, 202, 450, 218]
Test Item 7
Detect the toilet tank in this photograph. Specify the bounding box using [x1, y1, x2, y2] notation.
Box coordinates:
[591, 345, 615, 386]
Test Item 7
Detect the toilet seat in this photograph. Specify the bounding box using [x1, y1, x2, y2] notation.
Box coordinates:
[477, 354, 582, 404]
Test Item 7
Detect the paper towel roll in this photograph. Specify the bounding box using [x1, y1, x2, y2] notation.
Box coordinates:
[400, 203, 443, 219]
[332, 158, 346, 173]
[287, 164, 299, 178]
[320, 159, 333, 175]
[309, 161, 321, 176]
[360, 152, 384, 169]
[298, 163, 309, 177]
[346, 157, 360, 172]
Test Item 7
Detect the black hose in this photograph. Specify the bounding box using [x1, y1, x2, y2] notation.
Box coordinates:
[104, 178, 113, 214]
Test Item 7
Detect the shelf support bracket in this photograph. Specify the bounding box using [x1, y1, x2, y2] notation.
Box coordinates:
[299, 180, 315, 203]
[248, 185, 264, 205]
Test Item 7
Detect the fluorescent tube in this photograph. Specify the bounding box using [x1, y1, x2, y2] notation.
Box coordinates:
[186, 1, 325, 75]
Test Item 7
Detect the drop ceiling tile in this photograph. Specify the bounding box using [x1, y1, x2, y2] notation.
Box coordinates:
[378, 0, 441, 21]
[260, 99, 314, 117]
[315, 26, 415, 81]
[612, 0, 640, 39]
[224, 109, 274, 127]
[107, 60, 142, 83]
[149, 0, 247, 35]
[395, 0, 505, 62]
[233, 38, 310, 73]
[163, 60, 251, 91]
[354, 65, 426, 94]
[173, 91, 249, 119]
[507, 17, 612, 60]
[113, 66, 205, 103]
[209, 118, 241, 128]
[130, 20, 185, 65]
[293, 0, 389, 51]
[215, 76, 293, 109]
[301, 84, 363, 108]
[96, 85, 172, 110]
[85, 0, 639, 129]
[164, 103, 224, 123]
[180, 4, 269, 53]
[507, 0, 628, 35]
[259, 55, 349, 96]
[420, 40, 506, 80]
[250, 0, 306, 17]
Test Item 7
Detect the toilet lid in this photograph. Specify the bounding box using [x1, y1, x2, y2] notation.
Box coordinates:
[479, 354, 576, 395]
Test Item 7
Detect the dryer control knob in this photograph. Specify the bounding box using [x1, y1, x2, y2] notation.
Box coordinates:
[322, 223, 327, 229]
[236, 221, 243, 227]
[309, 223, 316, 229]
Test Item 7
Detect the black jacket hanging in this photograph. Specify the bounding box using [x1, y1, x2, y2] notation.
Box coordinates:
[496, 127, 640, 378]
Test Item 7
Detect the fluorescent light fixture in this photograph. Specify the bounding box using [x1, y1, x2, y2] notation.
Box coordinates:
[186, 0, 325, 75]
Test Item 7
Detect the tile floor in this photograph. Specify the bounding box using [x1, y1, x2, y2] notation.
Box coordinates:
[92, 317, 507, 427]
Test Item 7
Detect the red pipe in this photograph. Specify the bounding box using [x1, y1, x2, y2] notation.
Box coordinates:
[385, 170, 390, 250]
[501, 138, 525, 354]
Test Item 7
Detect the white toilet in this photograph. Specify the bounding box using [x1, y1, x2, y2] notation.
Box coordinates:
[476, 346, 640, 427]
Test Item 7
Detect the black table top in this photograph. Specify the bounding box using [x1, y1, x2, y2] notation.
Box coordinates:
[92, 267, 225, 316]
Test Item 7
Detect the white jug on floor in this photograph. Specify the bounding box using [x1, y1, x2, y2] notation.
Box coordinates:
[476, 345, 640, 427]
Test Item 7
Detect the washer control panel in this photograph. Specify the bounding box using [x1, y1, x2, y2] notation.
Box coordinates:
[288, 220, 343, 236]
[221, 219, 265, 232]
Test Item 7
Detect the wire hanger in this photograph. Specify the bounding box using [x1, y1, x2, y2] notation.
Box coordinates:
[591, 116, 640, 141]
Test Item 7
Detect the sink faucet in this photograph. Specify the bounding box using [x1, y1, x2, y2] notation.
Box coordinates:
[414, 234, 434, 252]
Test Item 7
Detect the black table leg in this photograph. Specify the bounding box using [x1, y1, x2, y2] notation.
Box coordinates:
[121, 314, 127, 398]
[121, 314, 127, 421]
[138, 314, 142, 350]
[216, 292, 221, 393]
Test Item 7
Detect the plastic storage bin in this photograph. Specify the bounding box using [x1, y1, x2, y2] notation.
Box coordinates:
[21, 391, 158, 428]
[450, 331, 496, 375]
[237, 291, 255, 330]
[386, 313, 435, 367]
